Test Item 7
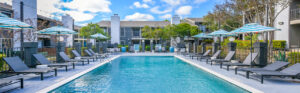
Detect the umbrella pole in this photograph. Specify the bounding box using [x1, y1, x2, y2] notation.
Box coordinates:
[250, 32, 253, 67]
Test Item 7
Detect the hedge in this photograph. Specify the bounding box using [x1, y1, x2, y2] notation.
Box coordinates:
[288, 52, 300, 65]
[273, 40, 286, 49]
[0, 54, 6, 71]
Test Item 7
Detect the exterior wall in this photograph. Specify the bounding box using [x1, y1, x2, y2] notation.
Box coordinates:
[111, 14, 120, 44]
[62, 15, 74, 47]
[12, 0, 38, 48]
[274, 2, 290, 48]
[290, 24, 300, 46]
[171, 15, 180, 25]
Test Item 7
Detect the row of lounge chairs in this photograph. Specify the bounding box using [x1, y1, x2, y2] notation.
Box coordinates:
[185, 50, 300, 84]
[0, 49, 109, 92]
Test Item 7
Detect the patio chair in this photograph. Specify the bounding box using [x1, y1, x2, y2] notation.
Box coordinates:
[193, 50, 211, 60]
[240, 61, 289, 76]
[202, 50, 221, 63]
[208, 51, 235, 66]
[2, 57, 57, 80]
[84, 49, 98, 61]
[0, 78, 23, 90]
[248, 63, 300, 84]
[221, 52, 258, 71]
[33, 54, 75, 71]
[88, 49, 108, 58]
[72, 50, 94, 63]
[59, 52, 87, 65]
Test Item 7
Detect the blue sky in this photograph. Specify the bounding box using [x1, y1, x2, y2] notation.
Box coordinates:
[1, 0, 224, 26]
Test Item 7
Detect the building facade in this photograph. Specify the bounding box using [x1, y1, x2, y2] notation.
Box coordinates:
[274, 0, 300, 48]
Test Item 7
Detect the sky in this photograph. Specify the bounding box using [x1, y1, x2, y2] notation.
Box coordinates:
[0, 0, 224, 26]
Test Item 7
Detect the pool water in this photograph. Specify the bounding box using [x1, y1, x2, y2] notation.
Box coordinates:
[50, 56, 250, 93]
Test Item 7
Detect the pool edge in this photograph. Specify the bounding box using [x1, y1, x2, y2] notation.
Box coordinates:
[174, 55, 264, 93]
[36, 55, 121, 93]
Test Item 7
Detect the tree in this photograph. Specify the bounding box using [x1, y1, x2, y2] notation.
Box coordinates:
[142, 25, 154, 39]
[190, 26, 201, 36]
[80, 23, 106, 42]
[174, 23, 192, 37]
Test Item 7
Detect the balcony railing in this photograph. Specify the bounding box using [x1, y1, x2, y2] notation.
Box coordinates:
[290, 8, 300, 21]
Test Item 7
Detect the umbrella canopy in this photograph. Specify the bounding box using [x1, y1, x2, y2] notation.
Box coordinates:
[0, 16, 33, 29]
[208, 29, 230, 37]
[91, 33, 108, 39]
[235, 23, 280, 33]
[192, 33, 212, 38]
[37, 26, 77, 35]
[0, 13, 8, 17]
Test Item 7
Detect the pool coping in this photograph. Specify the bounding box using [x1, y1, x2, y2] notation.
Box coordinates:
[37, 54, 263, 93]
[174, 55, 263, 93]
[36, 55, 121, 93]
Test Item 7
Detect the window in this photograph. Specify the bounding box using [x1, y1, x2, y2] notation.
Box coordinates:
[132, 28, 140, 37]
[121, 28, 125, 37]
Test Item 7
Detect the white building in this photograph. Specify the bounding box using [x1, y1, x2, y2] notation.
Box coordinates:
[274, 0, 300, 48]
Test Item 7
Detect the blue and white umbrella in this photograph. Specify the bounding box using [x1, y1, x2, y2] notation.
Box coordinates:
[232, 23, 280, 34]
[0, 13, 33, 29]
[192, 33, 212, 38]
[208, 29, 229, 36]
[91, 33, 108, 39]
[37, 26, 77, 35]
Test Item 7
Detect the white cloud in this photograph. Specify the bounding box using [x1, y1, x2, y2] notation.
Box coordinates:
[160, 14, 172, 19]
[0, 0, 11, 5]
[124, 12, 154, 21]
[133, 2, 149, 8]
[161, 0, 181, 6]
[176, 6, 192, 15]
[150, 6, 172, 14]
[143, 0, 152, 3]
[63, 0, 111, 13]
[194, 0, 207, 4]
[37, 0, 64, 18]
[64, 11, 95, 22]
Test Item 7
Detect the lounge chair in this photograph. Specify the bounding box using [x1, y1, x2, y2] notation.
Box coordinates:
[84, 49, 98, 61]
[59, 52, 87, 65]
[237, 61, 289, 75]
[221, 53, 258, 71]
[189, 50, 209, 59]
[208, 51, 235, 66]
[0, 78, 23, 90]
[33, 54, 75, 71]
[195, 50, 211, 60]
[88, 49, 108, 58]
[72, 50, 94, 63]
[2, 57, 57, 80]
[202, 50, 221, 63]
[248, 63, 300, 84]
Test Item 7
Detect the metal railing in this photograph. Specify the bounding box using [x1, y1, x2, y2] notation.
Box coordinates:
[290, 8, 300, 21]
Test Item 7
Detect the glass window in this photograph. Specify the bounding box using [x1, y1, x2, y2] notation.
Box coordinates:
[121, 28, 125, 37]
[132, 28, 140, 37]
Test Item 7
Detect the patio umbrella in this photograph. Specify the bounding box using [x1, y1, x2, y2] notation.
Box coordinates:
[233, 23, 280, 66]
[37, 26, 77, 62]
[0, 13, 8, 17]
[208, 29, 230, 49]
[91, 33, 108, 39]
[192, 33, 213, 39]
[0, 15, 33, 29]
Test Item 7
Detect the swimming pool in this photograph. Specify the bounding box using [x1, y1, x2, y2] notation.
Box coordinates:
[50, 56, 250, 93]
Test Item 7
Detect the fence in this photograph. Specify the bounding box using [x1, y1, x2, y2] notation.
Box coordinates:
[268, 47, 300, 65]
[0, 47, 22, 72]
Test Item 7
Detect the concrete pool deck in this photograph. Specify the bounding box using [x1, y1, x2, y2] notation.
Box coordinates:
[1, 53, 300, 93]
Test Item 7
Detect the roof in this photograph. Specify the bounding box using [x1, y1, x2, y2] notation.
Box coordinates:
[0, 3, 12, 10]
[98, 21, 170, 27]
[184, 18, 204, 22]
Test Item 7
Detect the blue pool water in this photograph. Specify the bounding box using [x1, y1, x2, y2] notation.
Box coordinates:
[50, 56, 249, 93]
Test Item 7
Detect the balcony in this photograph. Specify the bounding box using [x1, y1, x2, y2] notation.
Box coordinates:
[290, 8, 300, 25]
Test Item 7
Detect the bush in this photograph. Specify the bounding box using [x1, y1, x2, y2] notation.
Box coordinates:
[81, 47, 88, 56]
[273, 40, 286, 49]
[145, 45, 150, 51]
[0, 54, 6, 71]
[288, 52, 300, 65]
[203, 39, 213, 44]
[66, 48, 74, 58]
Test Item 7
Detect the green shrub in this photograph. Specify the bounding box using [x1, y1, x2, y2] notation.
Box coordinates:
[145, 45, 150, 51]
[66, 48, 74, 58]
[203, 39, 213, 44]
[0, 54, 6, 71]
[288, 52, 300, 65]
[273, 40, 286, 49]
[81, 47, 88, 56]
